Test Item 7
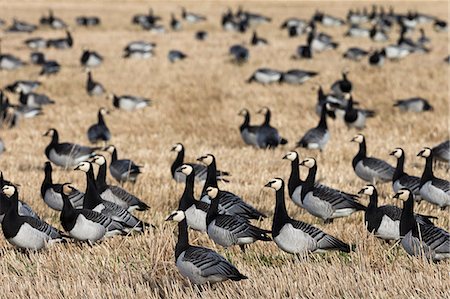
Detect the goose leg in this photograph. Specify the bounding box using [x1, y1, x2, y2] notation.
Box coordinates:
[239, 244, 246, 253]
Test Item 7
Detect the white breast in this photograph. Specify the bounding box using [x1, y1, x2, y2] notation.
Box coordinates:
[291, 186, 303, 208]
[185, 205, 207, 232]
[420, 181, 450, 208]
[70, 214, 106, 242]
[274, 223, 316, 254]
[303, 192, 333, 220]
[8, 223, 49, 250]
[376, 215, 400, 240]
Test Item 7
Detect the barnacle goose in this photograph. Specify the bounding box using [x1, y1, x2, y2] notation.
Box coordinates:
[280, 69, 318, 84]
[238, 109, 259, 147]
[283, 151, 305, 208]
[253, 107, 288, 149]
[331, 71, 352, 97]
[195, 31, 207, 41]
[293, 40, 313, 59]
[342, 94, 375, 129]
[198, 154, 265, 220]
[166, 211, 247, 285]
[313, 11, 345, 26]
[59, 184, 125, 242]
[370, 25, 388, 42]
[0, 41, 25, 70]
[390, 148, 421, 200]
[229, 44, 249, 64]
[75, 162, 145, 232]
[351, 134, 395, 184]
[205, 186, 271, 252]
[296, 103, 329, 151]
[123, 41, 155, 59]
[345, 25, 370, 38]
[393, 97, 433, 112]
[432, 140, 449, 163]
[1, 184, 64, 250]
[7, 19, 37, 33]
[39, 59, 61, 76]
[265, 178, 352, 254]
[24, 37, 47, 49]
[181, 7, 206, 23]
[170, 143, 229, 183]
[40, 10, 67, 29]
[104, 145, 142, 183]
[80, 49, 103, 68]
[299, 158, 366, 222]
[343, 47, 369, 61]
[92, 155, 149, 212]
[109, 94, 151, 111]
[433, 19, 447, 32]
[30, 51, 45, 65]
[417, 148, 450, 209]
[76, 16, 101, 27]
[5, 80, 40, 94]
[170, 165, 209, 232]
[368, 49, 385, 66]
[170, 13, 181, 31]
[247, 68, 282, 84]
[41, 162, 84, 211]
[87, 108, 111, 144]
[46, 30, 73, 49]
[168, 50, 187, 63]
[251, 31, 268, 46]
[44, 128, 99, 168]
[18, 88, 55, 108]
[359, 185, 434, 241]
[396, 188, 449, 261]
[86, 70, 105, 96]
[308, 25, 338, 52]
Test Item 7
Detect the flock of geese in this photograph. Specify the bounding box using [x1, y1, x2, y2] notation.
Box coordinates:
[0, 4, 449, 287]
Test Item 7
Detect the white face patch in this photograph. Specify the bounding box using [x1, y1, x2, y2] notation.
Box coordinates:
[93, 156, 106, 165]
[397, 190, 410, 200]
[1, 185, 15, 197]
[206, 187, 219, 199]
[302, 158, 315, 168]
[106, 146, 115, 153]
[45, 129, 55, 137]
[392, 148, 403, 158]
[181, 164, 193, 175]
[173, 144, 183, 152]
[268, 179, 282, 191]
[420, 148, 431, 157]
[284, 152, 297, 161]
[62, 184, 73, 195]
[363, 185, 374, 195]
[100, 108, 108, 115]
[76, 162, 91, 172]
[352, 134, 364, 143]
[168, 210, 185, 222]
[259, 107, 268, 115]
[201, 155, 213, 166]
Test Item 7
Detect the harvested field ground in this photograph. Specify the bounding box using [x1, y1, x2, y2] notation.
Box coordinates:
[0, 1, 449, 298]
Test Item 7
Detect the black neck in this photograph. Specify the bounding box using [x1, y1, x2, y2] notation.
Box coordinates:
[83, 168, 102, 208]
[51, 131, 59, 145]
[301, 164, 316, 200]
[98, 111, 105, 126]
[202, 160, 218, 194]
[240, 113, 250, 132]
[6, 190, 19, 217]
[393, 153, 406, 181]
[41, 163, 53, 198]
[111, 148, 118, 163]
[420, 155, 434, 187]
[272, 184, 289, 237]
[263, 110, 271, 125]
[175, 219, 190, 260]
[346, 97, 354, 111]
[61, 190, 76, 225]
[206, 195, 220, 225]
[95, 162, 108, 192]
[179, 171, 195, 210]
[287, 157, 302, 197]
[317, 104, 327, 129]
[367, 190, 379, 210]
[87, 72, 92, 83]
[352, 139, 367, 168]
[400, 194, 416, 237]
[171, 149, 184, 177]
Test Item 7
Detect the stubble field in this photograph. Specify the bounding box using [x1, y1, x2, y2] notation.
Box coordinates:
[0, 1, 449, 298]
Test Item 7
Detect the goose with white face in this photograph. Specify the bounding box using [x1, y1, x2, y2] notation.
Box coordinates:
[74, 161, 91, 172]
[351, 134, 364, 144]
[171, 143, 183, 153]
[283, 151, 298, 161]
[166, 210, 186, 222]
[390, 148, 403, 159]
[300, 158, 316, 169]
[358, 185, 375, 196]
[197, 154, 214, 166]
[265, 178, 283, 191]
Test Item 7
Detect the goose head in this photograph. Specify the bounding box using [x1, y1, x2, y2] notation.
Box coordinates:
[417, 147, 431, 158]
[165, 210, 186, 222]
[1, 184, 16, 197]
[393, 188, 411, 201]
[264, 178, 283, 191]
[74, 161, 91, 172]
[104, 145, 116, 154]
[92, 155, 106, 166]
[43, 128, 57, 137]
[206, 186, 219, 199]
[282, 151, 298, 161]
[350, 133, 365, 144]
[390, 148, 404, 158]
[238, 108, 249, 117]
[170, 143, 183, 153]
[177, 164, 193, 176]
[299, 157, 316, 168]
[358, 184, 375, 196]
[197, 154, 214, 166]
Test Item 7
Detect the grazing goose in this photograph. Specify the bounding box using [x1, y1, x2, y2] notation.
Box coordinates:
[205, 186, 271, 252]
[265, 178, 351, 254]
[390, 148, 421, 200]
[280, 69, 318, 84]
[229, 44, 249, 64]
[44, 128, 99, 168]
[383, 44, 410, 60]
[40, 10, 67, 29]
[87, 108, 111, 144]
[46, 30, 73, 49]
[359, 185, 433, 241]
[86, 70, 105, 96]
[195, 31, 208, 41]
[168, 50, 187, 63]
[170, 13, 181, 31]
[75, 162, 145, 232]
[254, 107, 288, 149]
[368, 49, 385, 66]
[7, 19, 37, 33]
[1, 184, 64, 250]
[59, 184, 124, 242]
[166, 211, 247, 285]
[342, 95, 375, 129]
[351, 134, 395, 184]
[417, 148, 450, 209]
[247, 68, 282, 84]
[18, 89, 55, 108]
[343, 47, 369, 61]
[39, 59, 61, 76]
[432, 140, 449, 163]
[30, 51, 45, 65]
[345, 25, 370, 38]
[308, 27, 338, 52]
[433, 19, 447, 32]
[104, 145, 142, 183]
[313, 11, 345, 27]
[251, 31, 268, 46]
[393, 97, 433, 112]
[181, 7, 206, 23]
[300, 158, 366, 222]
[294, 41, 313, 59]
[238, 109, 258, 147]
[331, 72, 352, 97]
[41, 162, 84, 211]
[5, 80, 40, 94]
[296, 103, 329, 151]
[80, 49, 103, 68]
[24, 37, 47, 49]
[76, 16, 101, 26]
[396, 188, 449, 261]
[123, 41, 155, 59]
[171, 165, 209, 232]
[198, 154, 265, 220]
[170, 143, 229, 183]
[109, 94, 151, 111]
[92, 155, 149, 212]
[0, 42, 25, 70]
[370, 26, 389, 42]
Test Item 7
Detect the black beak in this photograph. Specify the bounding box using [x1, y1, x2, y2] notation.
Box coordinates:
[197, 156, 207, 162]
[282, 154, 288, 160]
[264, 182, 272, 188]
[389, 151, 396, 156]
[74, 165, 80, 171]
[357, 189, 365, 195]
[165, 214, 175, 221]
[393, 193, 400, 199]
[417, 151, 424, 157]
[299, 160, 306, 166]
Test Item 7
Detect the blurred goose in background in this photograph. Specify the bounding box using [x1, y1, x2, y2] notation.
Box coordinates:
[87, 108, 110, 144]
[433, 19, 447, 32]
[76, 16, 101, 26]
[109, 94, 151, 111]
[417, 28, 430, 46]
[86, 70, 105, 96]
[5, 80, 40, 94]
[359, 185, 434, 241]
[24, 37, 47, 49]
[1, 184, 64, 250]
[80, 49, 103, 68]
[296, 103, 329, 151]
[182, 7, 206, 23]
[19, 88, 55, 108]
[205, 186, 271, 252]
[308, 24, 339, 52]
[92, 155, 149, 212]
[165, 211, 247, 285]
[44, 128, 99, 168]
[7, 19, 37, 33]
[330, 71, 352, 97]
[170, 13, 181, 30]
[170, 143, 229, 183]
[390, 148, 421, 200]
[300, 158, 366, 222]
[40, 10, 67, 29]
[123, 41, 155, 59]
[46, 30, 73, 49]
[368, 49, 385, 66]
[396, 189, 449, 261]
[30, 52, 45, 65]
[168, 50, 187, 63]
[313, 11, 345, 26]
[251, 31, 268, 46]
[38, 58, 61, 76]
[59, 183, 125, 242]
[198, 154, 265, 220]
[238, 109, 258, 147]
[0, 40, 26, 70]
[393, 97, 433, 112]
[417, 148, 450, 209]
[254, 107, 288, 149]
[432, 140, 449, 164]
[370, 25, 388, 42]
[104, 145, 142, 183]
[351, 134, 395, 184]
[280, 69, 318, 84]
[41, 162, 84, 211]
[293, 39, 313, 59]
[341, 94, 375, 129]
[343, 47, 369, 61]
[229, 44, 249, 64]
[265, 178, 352, 254]
[195, 31, 208, 41]
[345, 25, 370, 38]
[247, 68, 282, 84]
